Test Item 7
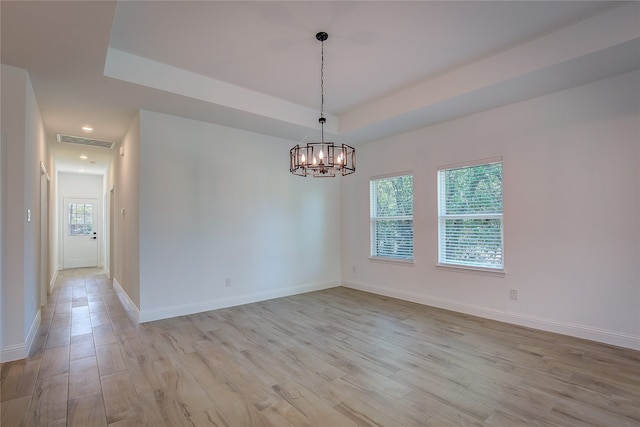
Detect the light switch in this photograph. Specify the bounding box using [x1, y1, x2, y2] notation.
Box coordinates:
[27, 208, 31, 222]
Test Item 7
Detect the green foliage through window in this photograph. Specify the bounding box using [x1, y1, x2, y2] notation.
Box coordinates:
[68, 203, 93, 236]
[438, 161, 503, 269]
[370, 175, 413, 260]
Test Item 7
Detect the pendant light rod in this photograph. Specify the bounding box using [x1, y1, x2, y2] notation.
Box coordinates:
[317, 31, 327, 131]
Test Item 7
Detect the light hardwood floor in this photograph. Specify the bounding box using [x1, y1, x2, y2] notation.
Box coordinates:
[2, 268, 639, 426]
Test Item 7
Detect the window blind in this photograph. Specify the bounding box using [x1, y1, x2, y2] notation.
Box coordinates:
[370, 175, 414, 260]
[438, 161, 503, 269]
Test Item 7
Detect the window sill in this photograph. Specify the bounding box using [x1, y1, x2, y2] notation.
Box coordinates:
[436, 263, 505, 277]
[369, 256, 414, 265]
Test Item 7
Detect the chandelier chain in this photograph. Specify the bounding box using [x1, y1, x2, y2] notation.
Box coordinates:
[320, 37, 325, 142]
[320, 38, 324, 119]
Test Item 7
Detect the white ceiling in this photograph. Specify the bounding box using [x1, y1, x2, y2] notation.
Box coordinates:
[2, 1, 639, 175]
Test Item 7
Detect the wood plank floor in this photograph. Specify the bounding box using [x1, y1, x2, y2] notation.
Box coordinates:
[2, 268, 639, 426]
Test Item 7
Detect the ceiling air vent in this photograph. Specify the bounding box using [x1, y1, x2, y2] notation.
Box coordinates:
[56, 134, 115, 149]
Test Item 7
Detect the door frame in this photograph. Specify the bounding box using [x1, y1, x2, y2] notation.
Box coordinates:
[39, 162, 50, 306]
[109, 187, 115, 279]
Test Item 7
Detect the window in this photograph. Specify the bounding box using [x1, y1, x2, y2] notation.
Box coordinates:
[68, 202, 94, 236]
[438, 159, 503, 270]
[370, 174, 413, 261]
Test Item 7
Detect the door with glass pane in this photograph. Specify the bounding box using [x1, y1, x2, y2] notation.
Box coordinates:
[63, 198, 98, 268]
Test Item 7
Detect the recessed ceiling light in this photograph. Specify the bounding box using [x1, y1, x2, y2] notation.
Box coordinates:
[81, 126, 93, 132]
[79, 155, 88, 160]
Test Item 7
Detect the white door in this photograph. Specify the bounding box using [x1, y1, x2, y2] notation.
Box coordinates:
[63, 198, 98, 269]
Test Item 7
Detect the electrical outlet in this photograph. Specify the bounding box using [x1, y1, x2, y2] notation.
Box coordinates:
[225, 278, 231, 287]
[510, 289, 518, 300]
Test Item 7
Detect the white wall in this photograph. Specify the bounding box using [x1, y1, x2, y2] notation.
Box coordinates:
[0, 70, 5, 358]
[342, 70, 640, 350]
[57, 172, 104, 269]
[136, 111, 341, 321]
[1, 65, 27, 356]
[113, 113, 140, 307]
[1, 64, 49, 361]
[50, 163, 59, 289]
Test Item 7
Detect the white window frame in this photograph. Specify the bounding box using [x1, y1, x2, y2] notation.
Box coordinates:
[437, 157, 504, 273]
[370, 172, 414, 263]
[67, 202, 95, 236]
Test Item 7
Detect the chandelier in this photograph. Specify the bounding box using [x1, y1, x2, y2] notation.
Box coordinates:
[290, 32, 355, 177]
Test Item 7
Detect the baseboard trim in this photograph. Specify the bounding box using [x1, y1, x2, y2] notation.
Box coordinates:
[49, 269, 59, 292]
[139, 280, 339, 323]
[1, 343, 27, 363]
[25, 309, 41, 356]
[113, 278, 140, 323]
[1, 310, 41, 363]
[342, 280, 640, 351]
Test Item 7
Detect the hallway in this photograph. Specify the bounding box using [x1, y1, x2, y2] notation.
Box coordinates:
[1, 268, 132, 426]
